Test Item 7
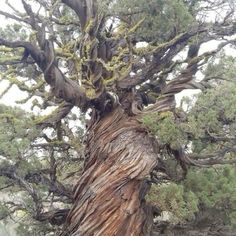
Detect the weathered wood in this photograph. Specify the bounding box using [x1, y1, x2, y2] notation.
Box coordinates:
[62, 108, 157, 235]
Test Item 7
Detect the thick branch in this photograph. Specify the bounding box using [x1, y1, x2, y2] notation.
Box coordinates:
[35, 208, 70, 226]
[62, 0, 96, 30]
[0, 37, 89, 112]
[176, 146, 236, 167]
[0, 38, 43, 63]
[36, 102, 74, 128]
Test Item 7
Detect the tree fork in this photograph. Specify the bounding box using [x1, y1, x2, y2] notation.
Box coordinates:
[62, 108, 157, 235]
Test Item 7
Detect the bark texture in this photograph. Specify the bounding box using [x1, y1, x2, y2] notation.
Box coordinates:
[62, 108, 157, 235]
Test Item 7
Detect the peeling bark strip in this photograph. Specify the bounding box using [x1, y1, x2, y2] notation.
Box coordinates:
[62, 108, 157, 235]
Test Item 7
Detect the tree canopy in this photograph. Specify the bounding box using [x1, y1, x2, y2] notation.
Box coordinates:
[0, 0, 236, 235]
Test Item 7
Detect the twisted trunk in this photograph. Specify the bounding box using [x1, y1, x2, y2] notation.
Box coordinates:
[62, 107, 158, 235]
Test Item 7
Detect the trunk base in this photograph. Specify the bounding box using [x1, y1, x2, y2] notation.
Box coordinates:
[62, 108, 157, 235]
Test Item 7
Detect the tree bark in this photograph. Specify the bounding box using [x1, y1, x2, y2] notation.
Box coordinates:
[62, 107, 157, 235]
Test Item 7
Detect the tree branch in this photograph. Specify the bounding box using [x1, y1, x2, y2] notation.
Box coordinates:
[0, 10, 29, 24]
[0, 38, 44, 63]
[61, 0, 96, 30]
[36, 102, 74, 128]
[0, 37, 89, 112]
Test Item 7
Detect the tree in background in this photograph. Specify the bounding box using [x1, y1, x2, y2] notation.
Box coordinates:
[146, 55, 236, 234]
[0, 0, 236, 235]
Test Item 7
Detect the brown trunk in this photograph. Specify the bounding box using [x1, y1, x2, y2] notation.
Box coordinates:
[62, 107, 157, 235]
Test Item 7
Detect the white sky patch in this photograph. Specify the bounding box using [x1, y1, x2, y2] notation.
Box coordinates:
[175, 89, 200, 108]
[136, 42, 148, 48]
[0, 1, 24, 21]
[199, 40, 219, 54]
[0, 80, 28, 106]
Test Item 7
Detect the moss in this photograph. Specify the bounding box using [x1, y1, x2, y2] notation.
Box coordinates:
[29, 31, 37, 42]
[104, 63, 132, 86]
[30, 98, 41, 110]
[128, 17, 145, 34]
[104, 76, 117, 86]
[56, 48, 73, 58]
[0, 113, 15, 120]
[84, 19, 96, 34]
[34, 102, 67, 124]
[134, 32, 189, 57]
[0, 46, 14, 53]
[34, 113, 52, 125]
[85, 38, 98, 58]
[85, 88, 96, 98]
[114, 22, 128, 37]
[133, 45, 156, 56]
[119, 64, 132, 77]
[7, 77, 44, 93]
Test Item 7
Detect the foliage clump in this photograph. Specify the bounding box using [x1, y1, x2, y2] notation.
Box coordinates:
[111, 0, 194, 42]
[148, 166, 236, 228]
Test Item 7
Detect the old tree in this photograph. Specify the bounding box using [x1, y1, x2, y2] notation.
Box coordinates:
[1, 0, 236, 235]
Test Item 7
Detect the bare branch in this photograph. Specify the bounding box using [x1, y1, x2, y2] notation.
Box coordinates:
[0, 38, 44, 63]
[0, 10, 29, 24]
[36, 102, 74, 128]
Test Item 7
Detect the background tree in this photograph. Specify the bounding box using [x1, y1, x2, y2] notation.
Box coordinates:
[145, 55, 236, 234]
[0, 0, 236, 235]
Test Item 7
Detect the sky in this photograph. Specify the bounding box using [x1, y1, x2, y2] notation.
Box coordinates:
[0, 0, 235, 112]
[0, 1, 28, 108]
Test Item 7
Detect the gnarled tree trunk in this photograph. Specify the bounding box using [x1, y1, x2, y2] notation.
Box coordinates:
[62, 107, 157, 235]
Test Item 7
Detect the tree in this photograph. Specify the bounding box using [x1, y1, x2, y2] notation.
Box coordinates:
[0, 0, 236, 235]
[145, 60, 236, 234]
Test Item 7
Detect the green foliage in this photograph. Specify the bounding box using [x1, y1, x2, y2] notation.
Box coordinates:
[0, 104, 38, 162]
[143, 66, 236, 154]
[185, 166, 236, 209]
[0, 24, 28, 66]
[185, 166, 236, 227]
[0, 102, 84, 234]
[148, 165, 236, 227]
[147, 183, 199, 222]
[142, 111, 187, 149]
[0, 24, 28, 42]
[185, 80, 236, 154]
[144, 54, 236, 230]
[111, 0, 194, 42]
[204, 54, 236, 79]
